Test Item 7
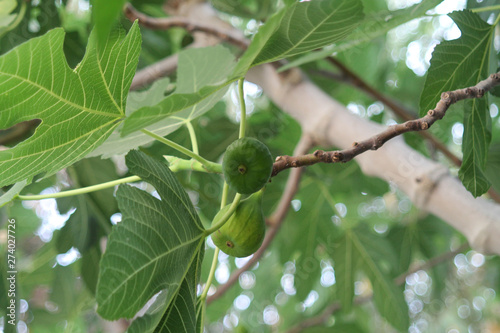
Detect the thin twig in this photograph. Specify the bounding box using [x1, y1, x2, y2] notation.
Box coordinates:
[323, 57, 462, 167]
[124, 4, 249, 49]
[285, 296, 371, 333]
[272, 71, 500, 176]
[309, 61, 500, 203]
[326, 57, 419, 120]
[285, 242, 469, 333]
[393, 242, 469, 285]
[207, 135, 313, 305]
[313, 59, 500, 203]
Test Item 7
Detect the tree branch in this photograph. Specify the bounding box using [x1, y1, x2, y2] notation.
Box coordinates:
[321, 57, 462, 167]
[207, 135, 313, 305]
[126, 3, 247, 90]
[286, 243, 470, 333]
[313, 60, 500, 203]
[271, 71, 500, 176]
[326, 53, 500, 204]
[393, 242, 470, 285]
[325, 57, 419, 120]
[124, 3, 249, 49]
[131, 53, 178, 90]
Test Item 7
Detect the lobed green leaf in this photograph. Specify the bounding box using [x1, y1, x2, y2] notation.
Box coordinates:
[128, 249, 203, 333]
[485, 142, 500, 193]
[332, 228, 408, 330]
[234, 0, 364, 76]
[459, 95, 492, 196]
[419, 10, 493, 196]
[352, 229, 409, 331]
[96, 150, 205, 320]
[0, 179, 28, 208]
[279, 0, 442, 71]
[0, 23, 141, 187]
[92, 0, 128, 48]
[331, 232, 358, 313]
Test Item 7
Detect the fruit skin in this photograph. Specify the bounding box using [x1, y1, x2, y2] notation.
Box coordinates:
[211, 191, 266, 257]
[222, 137, 273, 195]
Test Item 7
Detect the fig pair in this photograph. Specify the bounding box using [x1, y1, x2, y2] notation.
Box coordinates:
[212, 138, 273, 257]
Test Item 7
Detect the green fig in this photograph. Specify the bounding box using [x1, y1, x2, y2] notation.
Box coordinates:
[222, 137, 273, 194]
[211, 190, 266, 257]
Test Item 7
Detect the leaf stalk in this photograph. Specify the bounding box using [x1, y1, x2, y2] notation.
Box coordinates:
[238, 78, 246, 139]
[141, 129, 215, 169]
[17, 176, 141, 201]
[204, 193, 242, 236]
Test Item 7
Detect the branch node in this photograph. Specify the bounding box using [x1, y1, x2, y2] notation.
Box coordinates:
[332, 151, 343, 162]
[420, 121, 429, 130]
[476, 88, 485, 98]
[275, 156, 283, 162]
[441, 92, 450, 100]
[427, 109, 435, 117]
[372, 139, 382, 150]
[352, 141, 358, 147]
[441, 91, 455, 105]
[313, 150, 324, 158]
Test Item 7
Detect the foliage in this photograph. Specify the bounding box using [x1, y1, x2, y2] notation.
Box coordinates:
[1, 0, 500, 332]
[420, 10, 495, 196]
[0, 22, 141, 187]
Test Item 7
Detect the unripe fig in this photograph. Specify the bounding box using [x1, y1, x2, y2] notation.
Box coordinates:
[222, 137, 273, 194]
[211, 190, 266, 257]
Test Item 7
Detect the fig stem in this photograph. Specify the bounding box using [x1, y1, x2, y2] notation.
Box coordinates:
[204, 193, 242, 236]
[185, 121, 199, 155]
[238, 78, 246, 139]
[164, 156, 222, 173]
[199, 247, 220, 302]
[470, 4, 500, 14]
[2, 1, 26, 36]
[142, 129, 214, 168]
[17, 175, 141, 201]
[200, 182, 230, 303]
[221, 183, 229, 209]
